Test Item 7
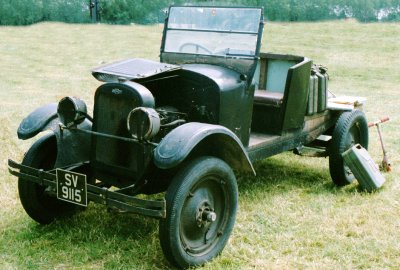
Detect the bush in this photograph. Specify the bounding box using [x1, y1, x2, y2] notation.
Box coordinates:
[42, 0, 90, 23]
[0, 0, 399, 25]
[0, 0, 90, 25]
[0, 0, 42, 25]
[100, 0, 169, 24]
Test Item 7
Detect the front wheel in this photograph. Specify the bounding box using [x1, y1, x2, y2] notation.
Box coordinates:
[329, 110, 369, 186]
[18, 134, 81, 224]
[159, 157, 238, 269]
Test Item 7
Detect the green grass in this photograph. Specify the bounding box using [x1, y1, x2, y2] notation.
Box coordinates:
[1, 21, 400, 269]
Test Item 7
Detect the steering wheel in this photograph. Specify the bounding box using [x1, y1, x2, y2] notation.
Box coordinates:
[179, 43, 213, 54]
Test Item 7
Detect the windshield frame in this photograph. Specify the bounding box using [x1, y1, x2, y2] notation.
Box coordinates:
[160, 6, 264, 59]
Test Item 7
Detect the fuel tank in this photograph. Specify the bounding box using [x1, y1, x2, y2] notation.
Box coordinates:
[342, 144, 385, 192]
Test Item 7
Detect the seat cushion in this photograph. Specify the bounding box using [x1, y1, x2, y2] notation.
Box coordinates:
[254, 90, 284, 107]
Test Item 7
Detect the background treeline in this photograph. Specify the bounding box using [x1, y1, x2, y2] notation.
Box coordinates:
[1, 0, 399, 25]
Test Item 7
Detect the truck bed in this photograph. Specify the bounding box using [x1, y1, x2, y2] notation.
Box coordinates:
[247, 110, 337, 162]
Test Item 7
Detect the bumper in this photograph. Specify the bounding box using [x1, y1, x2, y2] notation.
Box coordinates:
[8, 159, 166, 219]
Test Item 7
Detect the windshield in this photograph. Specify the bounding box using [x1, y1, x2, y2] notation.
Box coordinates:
[164, 7, 262, 57]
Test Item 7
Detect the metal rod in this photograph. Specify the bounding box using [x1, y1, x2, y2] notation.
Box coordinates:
[376, 124, 391, 172]
[368, 116, 390, 127]
[368, 116, 391, 172]
[69, 127, 159, 147]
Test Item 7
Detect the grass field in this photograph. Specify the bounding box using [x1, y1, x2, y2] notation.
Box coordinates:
[1, 21, 399, 269]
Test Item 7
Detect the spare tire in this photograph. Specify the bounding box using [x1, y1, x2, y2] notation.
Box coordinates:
[329, 110, 369, 186]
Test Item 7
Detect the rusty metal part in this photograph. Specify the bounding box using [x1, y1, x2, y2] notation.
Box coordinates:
[368, 116, 390, 127]
[368, 116, 391, 172]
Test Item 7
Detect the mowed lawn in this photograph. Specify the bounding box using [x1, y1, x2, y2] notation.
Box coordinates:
[0, 20, 399, 269]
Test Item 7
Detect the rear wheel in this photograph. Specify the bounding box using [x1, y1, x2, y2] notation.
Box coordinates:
[329, 110, 368, 186]
[18, 134, 81, 224]
[159, 157, 238, 269]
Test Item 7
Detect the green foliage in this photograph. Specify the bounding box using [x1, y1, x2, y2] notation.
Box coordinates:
[0, 0, 90, 25]
[0, 0, 42, 25]
[0, 20, 399, 270]
[0, 0, 399, 25]
[100, 0, 167, 24]
[42, 0, 91, 23]
[262, 0, 400, 22]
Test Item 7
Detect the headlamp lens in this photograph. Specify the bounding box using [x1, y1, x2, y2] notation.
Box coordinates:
[57, 96, 87, 127]
[127, 107, 160, 140]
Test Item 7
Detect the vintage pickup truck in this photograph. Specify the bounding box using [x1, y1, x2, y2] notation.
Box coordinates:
[9, 6, 368, 268]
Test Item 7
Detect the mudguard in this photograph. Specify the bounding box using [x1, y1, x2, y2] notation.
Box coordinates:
[154, 122, 255, 175]
[17, 103, 92, 168]
[17, 103, 58, 140]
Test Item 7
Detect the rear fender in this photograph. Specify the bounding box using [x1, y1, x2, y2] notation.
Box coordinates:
[154, 123, 255, 175]
[17, 103, 92, 168]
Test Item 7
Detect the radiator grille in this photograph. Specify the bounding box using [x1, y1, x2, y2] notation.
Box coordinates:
[92, 84, 143, 178]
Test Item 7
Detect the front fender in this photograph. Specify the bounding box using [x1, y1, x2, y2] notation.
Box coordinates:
[154, 122, 255, 175]
[17, 102, 92, 168]
[17, 103, 58, 140]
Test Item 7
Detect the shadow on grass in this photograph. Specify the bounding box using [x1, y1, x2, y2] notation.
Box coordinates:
[237, 154, 360, 195]
[6, 154, 363, 269]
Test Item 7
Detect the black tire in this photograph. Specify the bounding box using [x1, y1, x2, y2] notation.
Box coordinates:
[329, 110, 369, 186]
[18, 134, 80, 224]
[159, 157, 238, 269]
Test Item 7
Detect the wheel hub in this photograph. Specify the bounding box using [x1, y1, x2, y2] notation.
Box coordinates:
[196, 203, 217, 228]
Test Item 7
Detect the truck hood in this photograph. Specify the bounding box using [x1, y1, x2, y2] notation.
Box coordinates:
[92, 58, 180, 82]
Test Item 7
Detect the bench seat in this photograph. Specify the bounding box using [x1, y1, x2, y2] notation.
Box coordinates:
[254, 90, 284, 107]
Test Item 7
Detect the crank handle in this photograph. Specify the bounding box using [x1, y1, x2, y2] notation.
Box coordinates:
[368, 116, 390, 127]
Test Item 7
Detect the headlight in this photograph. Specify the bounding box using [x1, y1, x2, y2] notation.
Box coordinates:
[127, 107, 160, 141]
[57, 96, 87, 127]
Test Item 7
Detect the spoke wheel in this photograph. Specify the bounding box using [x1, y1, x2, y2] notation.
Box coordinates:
[329, 110, 369, 186]
[159, 157, 238, 269]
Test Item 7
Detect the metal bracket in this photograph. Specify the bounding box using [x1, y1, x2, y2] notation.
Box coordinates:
[8, 159, 166, 218]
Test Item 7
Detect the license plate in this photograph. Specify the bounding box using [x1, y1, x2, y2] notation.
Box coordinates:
[56, 169, 87, 207]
